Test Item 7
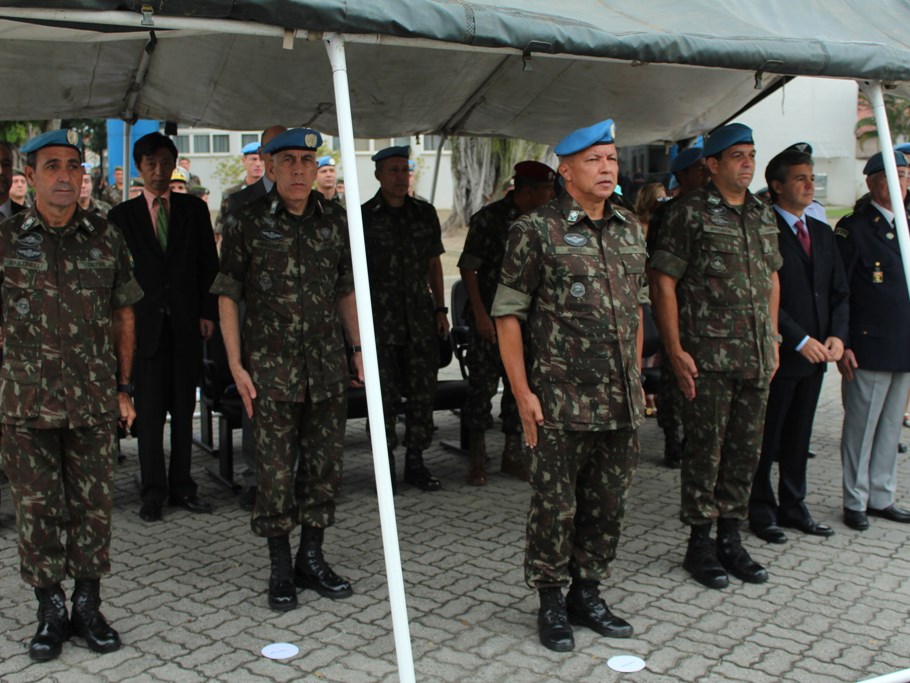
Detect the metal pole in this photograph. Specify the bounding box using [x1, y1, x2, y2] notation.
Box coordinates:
[429, 132, 448, 205]
[324, 32, 416, 683]
[860, 81, 910, 298]
[856, 669, 910, 683]
[122, 121, 131, 203]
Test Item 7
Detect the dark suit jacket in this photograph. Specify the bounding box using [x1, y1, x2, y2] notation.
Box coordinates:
[836, 201, 910, 372]
[224, 178, 268, 217]
[109, 192, 219, 359]
[776, 211, 849, 378]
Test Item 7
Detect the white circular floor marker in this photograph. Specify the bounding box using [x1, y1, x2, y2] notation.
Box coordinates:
[261, 642, 299, 660]
[607, 655, 646, 672]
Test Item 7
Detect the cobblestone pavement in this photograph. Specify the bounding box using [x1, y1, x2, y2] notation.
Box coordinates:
[1, 371, 909, 682]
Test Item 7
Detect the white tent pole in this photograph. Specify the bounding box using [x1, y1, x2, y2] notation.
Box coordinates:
[859, 81, 910, 297]
[324, 32, 416, 683]
[857, 669, 910, 683]
[429, 133, 448, 205]
[122, 121, 131, 203]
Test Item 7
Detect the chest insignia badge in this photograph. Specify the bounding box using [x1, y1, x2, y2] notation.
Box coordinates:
[259, 272, 273, 290]
[16, 247, 42, 260]
[17, 232, 42, 247]
[569, 282, 586, 298]
[90, 248, 103, 260]
[260, 229, 283, 241]
[14, 297, 29, 315]
[873, 261, 884, 284]
[319, 227, 332, 239]
[563, 233, 588, 247]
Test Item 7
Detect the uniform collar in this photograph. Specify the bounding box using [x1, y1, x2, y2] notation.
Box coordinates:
[19, 205, 95, 237]
[705, 182, 763, 214]
[557, 192, 626, 226]
[268, 188, 324, 219]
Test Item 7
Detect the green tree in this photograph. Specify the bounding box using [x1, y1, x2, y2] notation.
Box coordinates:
[856, 94, 910, 146]
[213, 157, 246, 188]
[446, 136, 550, 231]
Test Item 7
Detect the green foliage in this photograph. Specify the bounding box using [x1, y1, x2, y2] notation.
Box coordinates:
[213, 157, 246, 188]
[0, 122, 34, 145]
[856, 94, 910, 145]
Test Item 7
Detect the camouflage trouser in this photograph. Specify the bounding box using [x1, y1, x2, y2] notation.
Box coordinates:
[656, 352, 683, 434]
[525, 427, 639, 589]
[251, 390, 346, 537]
[1, 422, 115, 587]
[463, 329, 520, 434]
[377, 339, 437, 452]
[679, 375, 769, 525]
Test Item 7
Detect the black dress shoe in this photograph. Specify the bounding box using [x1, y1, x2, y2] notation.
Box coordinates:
[565, 582, 633, 638]
[750, 524, 788, 544]
[843, 508, 869, 530]
[169, 495, 213, 513]
[537, 588, 574, 652]
[778, 515, 834, 537]
[138, 499, 162, 522]
[868, 504, 910, 523]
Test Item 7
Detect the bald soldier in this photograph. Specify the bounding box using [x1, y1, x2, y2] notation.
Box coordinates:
[1, 129, 142, 661]
[493, 119, 647, 652]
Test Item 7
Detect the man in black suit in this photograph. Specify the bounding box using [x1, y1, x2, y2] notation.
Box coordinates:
[0, 142, 24, 220]
[749, 149, 849, 543]
[109, 133, 220, 522]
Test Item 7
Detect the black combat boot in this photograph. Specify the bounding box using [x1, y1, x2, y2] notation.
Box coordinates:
[663, 427, 683, 469]
[467, 430, 488, 486]
[565, 580, 633, 638]
[29, 584, 70, 662]
[501, 433, 528, 481]
[537, 587, 574, 652]
[70, 579, 121, 653]
[266, 536, 298, 612]
[403, 447, 441, 491]
[716, 518, 769, 584]
[294, 527, 353, 599]
[683, 523, 729, 589]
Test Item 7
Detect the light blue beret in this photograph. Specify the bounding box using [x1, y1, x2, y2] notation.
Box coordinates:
[704, 123, 753, 157]
[261, 128, 323, 155]
[864, 150, 909, 175]
[671, 147, 703, 174]
[317, 156, 336, 168]
[241, 141, 261, 155]
[408, 160, 416, 172]
[554, 119, 616, 156]
[894, 143, 910, 155]
[21, 128, 83, 155]
[372, 145, 410, 163]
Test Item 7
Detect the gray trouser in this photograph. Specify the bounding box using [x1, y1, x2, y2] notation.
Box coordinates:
[841, 369, 910, 511]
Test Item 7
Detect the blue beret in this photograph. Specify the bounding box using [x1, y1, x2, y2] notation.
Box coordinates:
[316, 156, 335, 169]
[261, 128, 323, 155]
[21, 128, 83, 155]
[704, 123, 753, 157]
[408, 160, 416, 172]
[894, 143, 910, 155]
[668, 175, 680, 191]
[863, 150, 909, 175]
[554, 119, 616, 156]
[372, 145, 410, 163]
[671, 147, 703, 174]
[241, 141, 260, 155]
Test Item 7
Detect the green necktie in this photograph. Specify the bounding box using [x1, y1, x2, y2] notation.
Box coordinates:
[155, 196, 169, 251]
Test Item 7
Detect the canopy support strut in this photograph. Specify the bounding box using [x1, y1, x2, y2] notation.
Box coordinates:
[324, 32, 416, 683]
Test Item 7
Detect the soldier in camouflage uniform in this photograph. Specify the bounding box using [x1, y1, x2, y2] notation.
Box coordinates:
[1, 129, 142, 662]
[362, 145, 449, 492]
[212, 128, 362, 613]
[650, 123, 781, 590]
[216, 141, 265, 233]
[492, 120, 646, 652]
[77, 171, 112, 219]
[458, 160, 555, 485]
[99, 165, 124, 207]
[646, 147, 709, 468]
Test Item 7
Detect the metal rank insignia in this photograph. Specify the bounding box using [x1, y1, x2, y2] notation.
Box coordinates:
[873, 261, 884, 284]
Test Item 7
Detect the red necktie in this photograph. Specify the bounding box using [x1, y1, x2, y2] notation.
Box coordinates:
[795, 219, 811, 257]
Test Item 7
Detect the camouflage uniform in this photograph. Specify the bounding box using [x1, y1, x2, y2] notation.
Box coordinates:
[100, 184, 123, 208]
[210, 191, 353, 537]
[361, 191, 443, 452]
[646, 200, 683, 438]
[0, 207, 142, 587]
[492, 192, 648, 588]
[649, 183, 782, 524]
[457, 193, 520, 435]
[83, 198, 112, 220]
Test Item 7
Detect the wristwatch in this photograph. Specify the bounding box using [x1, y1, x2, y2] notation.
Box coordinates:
[434, 306, 448, 314]
[349, 345, 362, 354]
[117, 383, 134, 396]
